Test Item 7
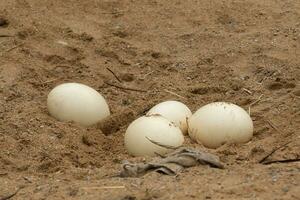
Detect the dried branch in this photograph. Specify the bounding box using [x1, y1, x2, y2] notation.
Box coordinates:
[104, 81, 147, 92]
[164, 89, 186, 99]
[0, 43, 24, 57]
[242, 88, 252, 95]
[146, 136, 181, 150]
[262, 158, 300, 165]
[259, 140, 293, 164]
[81, 186, 125, 190]
[106, 67, 122, 83]
[248, 94, 263, 115]
[0, 187, 23, 200]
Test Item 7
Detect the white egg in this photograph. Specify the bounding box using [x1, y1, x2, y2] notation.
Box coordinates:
[147, 100, 192, 134]
[124, 115, 184, 156]
[188, 102, 253, 148]
[47, 83, 110, 126]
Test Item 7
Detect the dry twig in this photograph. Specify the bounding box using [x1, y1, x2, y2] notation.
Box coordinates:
[4, 43, 23, 52]
[0, 43, 24, 57]
[248, 94, 263, 115]
[266, 120, 281, 133]
[23, 176, 32, 183]
[81, 186, 125, 190]
[41, 78, 59, 85]
[242, 88, 252, 95]
[100, 10, 127, 15]
[146, 136, 181, 150]
[104, 81, 147, 92]
[164, 89, 186, 99]
[259, 119, 293, 164]
[140, 70, 154, 80]
[106, 67, 122, 83]
[262, 158, 300, 165]
[258, 140, 293, 164]
[0, 187, 23, 200]
[250, 94, 264, 106]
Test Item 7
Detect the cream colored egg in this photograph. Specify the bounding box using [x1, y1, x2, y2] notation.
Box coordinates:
[124, 115, 184, 157]
[188, 102, 253, 148]
[147, 100, 192, 134]
[47, 83, 110, 126]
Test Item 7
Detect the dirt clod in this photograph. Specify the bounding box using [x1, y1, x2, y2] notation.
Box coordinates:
[0, 17, 8, 27]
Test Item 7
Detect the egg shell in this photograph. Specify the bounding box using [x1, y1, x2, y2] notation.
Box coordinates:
[47, 83, 110, 126]
[147, 100, 192, 134]
[124, 115, 184, 156]
[188, 102, 253, 148]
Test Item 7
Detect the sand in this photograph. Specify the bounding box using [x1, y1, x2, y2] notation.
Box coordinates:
[0, 0, 299, 199]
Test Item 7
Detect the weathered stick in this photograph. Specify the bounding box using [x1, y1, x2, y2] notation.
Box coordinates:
[0, 187, 23, 200]
[104, 81, 147, 92]
[106, 67, 122, 83]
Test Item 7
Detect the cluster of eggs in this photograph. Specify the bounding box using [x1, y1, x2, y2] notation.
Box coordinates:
[47, 83, 253, 157]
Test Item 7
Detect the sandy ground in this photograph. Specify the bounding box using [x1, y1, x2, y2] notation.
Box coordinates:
[0, 0, 299, 199]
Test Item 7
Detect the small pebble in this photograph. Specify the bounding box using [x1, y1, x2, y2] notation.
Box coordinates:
[282, 187, 289, 193]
